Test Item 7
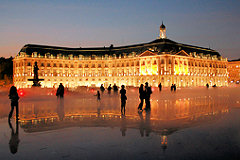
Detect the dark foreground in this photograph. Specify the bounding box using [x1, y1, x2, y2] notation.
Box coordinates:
[0, 87, 240, 160]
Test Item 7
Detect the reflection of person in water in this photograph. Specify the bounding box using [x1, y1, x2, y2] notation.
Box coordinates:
[138, 110, 151, 137]
[145, 110, 151, 137]
[120, 115, 127, 136]
[161, 135, 168, 151]
[138, 111, 144, 137]
[8, 86, 19, 121]
[8, 119, 20, 154]
[57, 98, 65, 121]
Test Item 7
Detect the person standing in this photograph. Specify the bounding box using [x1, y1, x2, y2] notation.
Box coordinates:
[171, 84, 174, 91]
[100, 84, 105, 92]
[138, 84, 145, 111]
[144, 82, 152, 110]
[95, 90, 101, 101]
[158, 83, 162, 91]
[113, 84, 118, 93]
[8, 86, 19, 121]
[107, 84, 112, 94]
[56, 83, 64, 98]
[206, 83, 209, 88]
[173, 84, 176, 91]
[120, 85, 127, 115]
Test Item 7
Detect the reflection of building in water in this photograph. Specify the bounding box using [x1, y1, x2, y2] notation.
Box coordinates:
[228, 59, 240, 84]
[18, 95, 229, 135]
[13, 24, 228, 88]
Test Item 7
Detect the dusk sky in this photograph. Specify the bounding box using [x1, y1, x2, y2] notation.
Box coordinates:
[0, 0, 239, 60]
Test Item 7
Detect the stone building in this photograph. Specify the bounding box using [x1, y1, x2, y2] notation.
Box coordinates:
[228, 59, 240, 84]
[13, 24, 228, 88]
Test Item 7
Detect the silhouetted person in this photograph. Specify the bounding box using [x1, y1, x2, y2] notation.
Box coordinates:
[100, 84, 105, 92]
[8, 118, 19, 154]
[120, 85, 127, 115]
[113, 84, 118, 93]
[173, 84, 176, 91]
[206, 83, 209, 88]
[138, 84, 145, 111]
[144, 82, 152, 110]
[158, 83, 162, 91]
[95, 91, 101, 100]
[213, 84, 217, 88]
[56, 83, 64, 98]
[120, 115, 127, 136]
[107, 84, 112, 94]
[8, 86, 19, 121]
[171, 84, 174, 91]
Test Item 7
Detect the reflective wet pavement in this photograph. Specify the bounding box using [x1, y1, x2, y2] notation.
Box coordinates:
[0, 87, 240, 160]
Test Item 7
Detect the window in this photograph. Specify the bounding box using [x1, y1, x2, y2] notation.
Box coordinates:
[59, 64, 63, 67]
[53, 63, 57, 67]
[79, 64, 82, 68]
[65, 64, 68, 68]
[47, 63, 51, 67]
[27, 62, 31, 66]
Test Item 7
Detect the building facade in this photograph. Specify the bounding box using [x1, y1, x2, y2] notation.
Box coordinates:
[228, 59, 240, 84]
[13, 24, 228, 88]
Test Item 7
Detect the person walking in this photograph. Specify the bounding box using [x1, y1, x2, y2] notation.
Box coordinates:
[158, 83, 162, 91]
[8, 86, 19, 121]
[144, 82, 152, 110]
[120, 85, 127, 115]
[138, 84, 145, 111]
[56, 83, 64, 98]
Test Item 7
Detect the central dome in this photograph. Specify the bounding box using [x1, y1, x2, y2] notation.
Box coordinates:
[160, 23, 166, 29]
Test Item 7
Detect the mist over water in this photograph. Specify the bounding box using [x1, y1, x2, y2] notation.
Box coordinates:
[0, 86, 240, 159]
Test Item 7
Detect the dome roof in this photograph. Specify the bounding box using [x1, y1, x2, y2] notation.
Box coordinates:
[160, 23, 166, 29]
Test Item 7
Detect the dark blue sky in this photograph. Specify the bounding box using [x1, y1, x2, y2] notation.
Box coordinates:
[0, 0, 239, 59]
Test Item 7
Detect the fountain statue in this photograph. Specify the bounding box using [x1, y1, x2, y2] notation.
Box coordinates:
[28, 62, 44, 87]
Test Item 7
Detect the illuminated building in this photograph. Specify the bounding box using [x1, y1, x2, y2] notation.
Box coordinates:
[13, 24, 228, 88]
[228, 59, 240, 84]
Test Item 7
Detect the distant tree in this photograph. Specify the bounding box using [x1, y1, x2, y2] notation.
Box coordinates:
[0, 57, 13, 81]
